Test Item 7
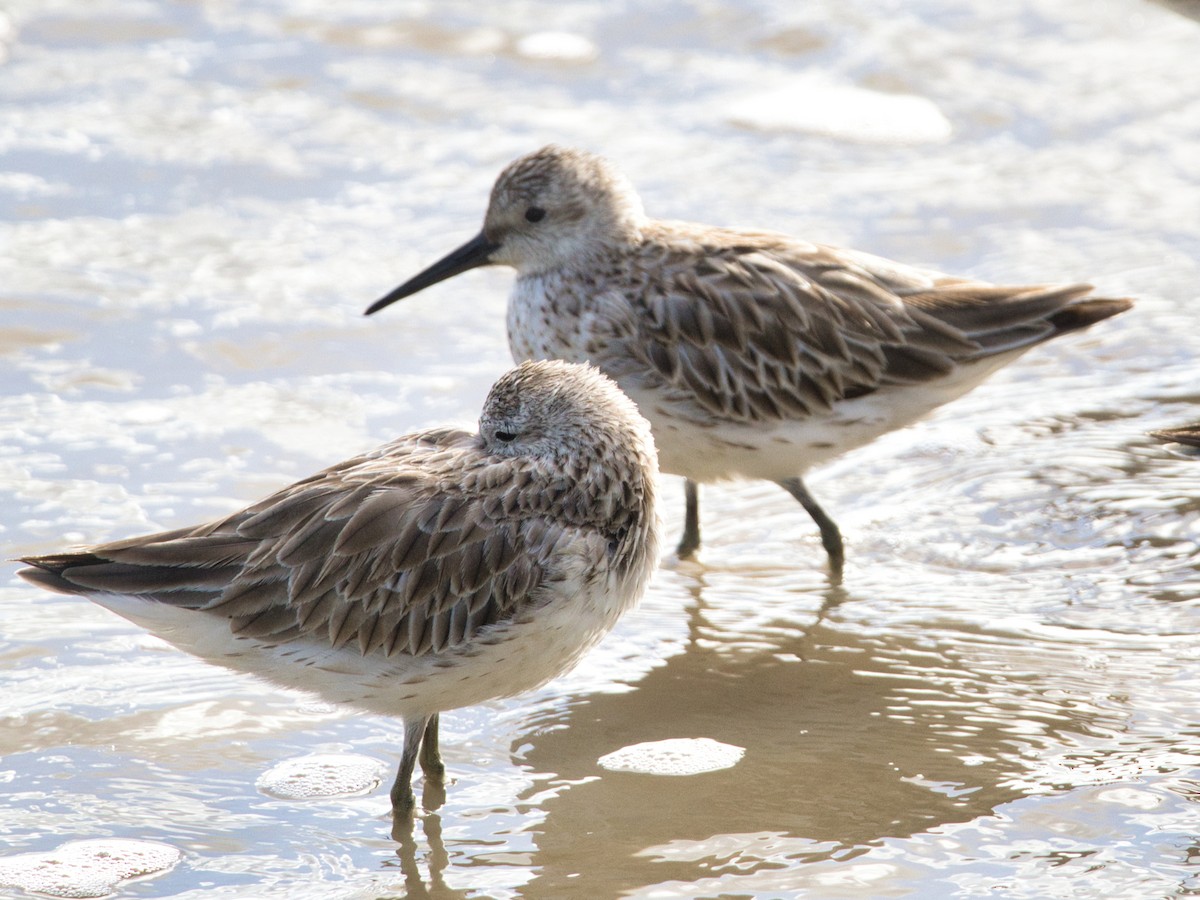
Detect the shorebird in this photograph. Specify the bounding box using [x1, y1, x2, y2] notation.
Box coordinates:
[366, 145, 1133, 574]
[17, 359, 660, 817]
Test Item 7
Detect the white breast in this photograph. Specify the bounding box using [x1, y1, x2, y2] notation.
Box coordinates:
[507, 273, 608, 364]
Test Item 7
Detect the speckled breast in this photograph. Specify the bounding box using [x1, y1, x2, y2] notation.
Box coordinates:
[506, 272, 602, 365]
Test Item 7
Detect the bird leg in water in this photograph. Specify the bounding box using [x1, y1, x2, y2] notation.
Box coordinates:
[391, 714, 432, 816]
[778, 477, 844, 577]
[676, 479, 701, 559]
[419, 713, 445, 780]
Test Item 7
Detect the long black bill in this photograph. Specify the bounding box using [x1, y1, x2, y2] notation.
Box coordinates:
[365, 231, 500, 316]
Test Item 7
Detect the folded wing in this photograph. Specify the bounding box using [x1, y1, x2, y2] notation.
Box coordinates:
[19, 429, 568, 659]
[624, 226, 1131, 424]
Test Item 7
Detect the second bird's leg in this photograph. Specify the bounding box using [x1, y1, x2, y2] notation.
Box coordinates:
[675, 479, 702, 558]
[390, 714, 432, 816]
[419, 713, 445, 780]
[777, 477, 845, 575]
[419, 713, 447, 812]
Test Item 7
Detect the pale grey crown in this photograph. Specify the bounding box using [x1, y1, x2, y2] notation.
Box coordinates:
[480, 359, 656, 468]
[482, 145, 647, 273]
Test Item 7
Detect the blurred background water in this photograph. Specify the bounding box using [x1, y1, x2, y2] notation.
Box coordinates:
[2, 0, 1200, 896]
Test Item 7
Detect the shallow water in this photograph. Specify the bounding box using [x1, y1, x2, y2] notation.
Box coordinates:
[3, 0, 1200, 896]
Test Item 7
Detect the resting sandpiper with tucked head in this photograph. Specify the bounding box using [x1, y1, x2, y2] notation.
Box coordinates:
[366, 145, 1132, 574]
[17, 359, 660, 817]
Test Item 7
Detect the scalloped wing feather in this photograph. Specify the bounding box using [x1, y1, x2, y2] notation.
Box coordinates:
[622, 227, 1128, 425]
[19, 428, 571, 660]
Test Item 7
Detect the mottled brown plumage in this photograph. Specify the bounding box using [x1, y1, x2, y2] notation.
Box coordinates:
[18, 360, 660, 816]
[367, 145, 1133, 573]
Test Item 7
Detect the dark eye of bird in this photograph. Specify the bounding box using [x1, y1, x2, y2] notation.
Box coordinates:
[524, 206, 546, 223]
[495, 430, 517, 443]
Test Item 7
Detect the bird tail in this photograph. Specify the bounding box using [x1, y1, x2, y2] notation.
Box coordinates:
[1047, 296, 1134, 334]
[16, 554, 98, 595]
[1150, 425, 1200, 449]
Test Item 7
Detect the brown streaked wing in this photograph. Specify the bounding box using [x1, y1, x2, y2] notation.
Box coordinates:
[208, 448, 572, 658]
[622, 229, 1116, 425]
[627, 239, 966, 422]
[21, 427, 571, 658]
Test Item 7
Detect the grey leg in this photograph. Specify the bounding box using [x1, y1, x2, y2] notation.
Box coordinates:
[419, 713, 445, 781]
[675, 479, 701, 558]
[778, 477, 844, 575]
[420, 713, 447, 811]
[390, 714, 430, 816]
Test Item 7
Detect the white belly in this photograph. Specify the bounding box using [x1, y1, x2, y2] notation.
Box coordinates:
[623, 349, 1028, 482]
[89, 557, 642, 721]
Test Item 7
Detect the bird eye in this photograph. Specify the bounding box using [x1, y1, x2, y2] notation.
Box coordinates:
[495, 430, 517, 443]
[524, 206, 546, 223]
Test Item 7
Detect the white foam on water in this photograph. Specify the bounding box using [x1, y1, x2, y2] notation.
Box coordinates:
[515, 31, 598, 62]
[256, 753, 388, 799]
[0, 839, 181, 899]
[728, 79, 952, 144]
[597, 738, 745, 776]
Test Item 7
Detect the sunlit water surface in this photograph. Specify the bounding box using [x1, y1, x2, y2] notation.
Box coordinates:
[3, 0, 1200, 897]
